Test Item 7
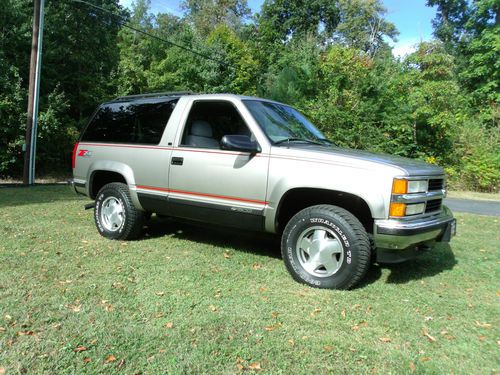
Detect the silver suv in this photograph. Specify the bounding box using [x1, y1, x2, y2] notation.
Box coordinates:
[70, 92, 456, 289]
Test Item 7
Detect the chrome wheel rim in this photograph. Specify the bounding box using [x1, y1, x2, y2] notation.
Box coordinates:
[100, 196, 125, 232]
[296, 226, 344, 277]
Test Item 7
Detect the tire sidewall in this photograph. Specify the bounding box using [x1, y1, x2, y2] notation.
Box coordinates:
[95, 186, 128, 239]
[283, 212, 360, 289]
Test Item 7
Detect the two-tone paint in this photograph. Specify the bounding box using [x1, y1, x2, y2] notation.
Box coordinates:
[72, 94, 454, 251]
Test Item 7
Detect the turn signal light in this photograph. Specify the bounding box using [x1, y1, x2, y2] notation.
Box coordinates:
[389, 202, 406, 217]
[392, 179, 408, 194]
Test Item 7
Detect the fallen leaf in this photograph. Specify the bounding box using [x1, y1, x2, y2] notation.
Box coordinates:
[353, 304, 361, 310]
[409, 362, 416, 372]
[0, 327, 5, 332]
[74, 346, 88, 353]
[264, 325, 276, 331]
[379, 337, 391, 343]
[83, 357, 91, 363]
[420, 357, 431, 362]
[496, 291, 500, 297]
[164, 322, 173, 329]
[352, 321, 368, 331]
[288, 339, 295, 346]
[66, 304, 82, 313]
[236, 364, 244, 370]
[104, 355, 117, 363]
[155, 292, 165, 297]
[223, 251, 231, 259]
[4, 315, 12, 321]
[82, 240, 89, 244]
[104, 304, 114, 312]
[17, 330, 35, 336]
[271, 311, 279, 318]
[259, 287, 267, 292]
[248, 362, 262, 371]
[422, 330, 436, 342]
[478, 335, 485, 341]
[252, 263, 262, 270]
[209, 305, 218, 312]
[424, 316, 433, 321]
[323, 345, 334, 352]
[117, 359, 125, 369]
[0, 367, 5, 375]
[310, 307, 321, 317]
[475, 321, 492, 329]
[341, 309, 346, 319]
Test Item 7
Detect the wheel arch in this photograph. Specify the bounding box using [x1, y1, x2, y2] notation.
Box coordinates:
[87, 161, 142, 211]
[274, 188, 374, 234]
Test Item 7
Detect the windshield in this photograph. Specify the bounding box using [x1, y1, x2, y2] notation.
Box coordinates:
[243, 100, 328, 144]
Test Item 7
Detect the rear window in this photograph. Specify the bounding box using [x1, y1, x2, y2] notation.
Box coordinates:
[81, 99, 178, 144]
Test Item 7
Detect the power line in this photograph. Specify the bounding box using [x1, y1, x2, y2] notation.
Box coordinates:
[71, 0, 230, 67]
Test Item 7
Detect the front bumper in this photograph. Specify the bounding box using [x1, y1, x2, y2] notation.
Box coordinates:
[374, 205, 456, 251]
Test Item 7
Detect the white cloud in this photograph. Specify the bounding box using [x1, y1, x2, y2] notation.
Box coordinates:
[390, 38, 421, 58]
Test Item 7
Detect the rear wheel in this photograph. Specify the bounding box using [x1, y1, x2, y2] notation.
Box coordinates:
[94, 182, 145, 240]
[281, 204, 371, 290]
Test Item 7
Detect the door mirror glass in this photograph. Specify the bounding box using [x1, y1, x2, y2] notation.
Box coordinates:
[220, 135, 261, 153]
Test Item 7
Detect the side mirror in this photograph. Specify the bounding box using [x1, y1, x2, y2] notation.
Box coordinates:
[220, 135, 261, 153]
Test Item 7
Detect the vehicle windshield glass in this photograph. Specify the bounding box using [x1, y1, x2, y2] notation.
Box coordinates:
[243, 100, 327, 144]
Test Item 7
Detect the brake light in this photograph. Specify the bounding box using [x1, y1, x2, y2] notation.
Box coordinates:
[72, 142, 79, 169]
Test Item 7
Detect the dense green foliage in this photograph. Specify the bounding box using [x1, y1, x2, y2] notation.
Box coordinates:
[0, 0, 498, 190]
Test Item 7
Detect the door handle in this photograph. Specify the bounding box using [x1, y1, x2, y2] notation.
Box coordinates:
[171, 157, 184, 166]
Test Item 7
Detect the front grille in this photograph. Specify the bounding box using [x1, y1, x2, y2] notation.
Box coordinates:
[425, 199, 442, 213]
[428, 179, 444, 191]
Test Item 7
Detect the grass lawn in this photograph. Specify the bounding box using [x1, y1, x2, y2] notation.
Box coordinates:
[448, 191, 499, 201]
[0, 186, 498, 374]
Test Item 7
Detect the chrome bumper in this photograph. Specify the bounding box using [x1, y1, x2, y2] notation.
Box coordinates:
[374, 206, 456, 250]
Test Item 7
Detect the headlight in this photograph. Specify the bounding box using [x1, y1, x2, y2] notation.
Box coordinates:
[408, 180, 428, 193]
[392, 179, 428, 194]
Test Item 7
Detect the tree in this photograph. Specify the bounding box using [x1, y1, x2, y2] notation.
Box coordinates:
[181, 0, 251, 35]
[426, 0, 469, 49]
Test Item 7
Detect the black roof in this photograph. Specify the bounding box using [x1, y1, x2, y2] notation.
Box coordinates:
[112, 91, 196, 102]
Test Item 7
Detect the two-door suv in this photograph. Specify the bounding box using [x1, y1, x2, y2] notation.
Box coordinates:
[70, 92, 456, 289]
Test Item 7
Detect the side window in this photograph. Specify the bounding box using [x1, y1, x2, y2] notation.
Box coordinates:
[81, 99, 177, 144]
[180, 101, 251, 149]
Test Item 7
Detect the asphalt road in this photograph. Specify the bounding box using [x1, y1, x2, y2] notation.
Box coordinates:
[444, 198, 500, 216]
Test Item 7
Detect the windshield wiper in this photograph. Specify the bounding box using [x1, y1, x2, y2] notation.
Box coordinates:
[274, 137, 324, 145]
[318, 138, 334, 145]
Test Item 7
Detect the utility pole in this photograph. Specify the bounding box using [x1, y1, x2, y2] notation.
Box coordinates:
[23, 0, 45, 185]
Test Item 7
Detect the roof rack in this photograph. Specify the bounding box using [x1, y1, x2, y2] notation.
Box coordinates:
[112, 91, 196, 101]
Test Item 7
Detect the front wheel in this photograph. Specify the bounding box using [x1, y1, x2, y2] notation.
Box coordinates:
[94, 182, 145, 240]
[281, 205, 371, 290]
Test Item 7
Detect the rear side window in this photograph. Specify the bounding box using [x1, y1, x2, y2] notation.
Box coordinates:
[81, 99, 177, 144]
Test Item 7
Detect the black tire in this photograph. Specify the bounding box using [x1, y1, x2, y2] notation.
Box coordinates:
[94, 182, 145, 240]
[281, 204, 371, 290]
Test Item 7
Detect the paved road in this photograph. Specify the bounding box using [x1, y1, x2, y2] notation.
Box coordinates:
[444, 198, 500, 216]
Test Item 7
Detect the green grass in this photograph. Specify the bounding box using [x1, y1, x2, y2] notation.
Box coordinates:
[448, 190, 499, 201]
[0, 186, 498, 374]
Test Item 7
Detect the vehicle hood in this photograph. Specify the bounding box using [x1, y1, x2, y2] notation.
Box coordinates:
[274, 144, 445, 176]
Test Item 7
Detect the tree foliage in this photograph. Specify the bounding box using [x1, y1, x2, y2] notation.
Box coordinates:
[0, 0, 498, 191]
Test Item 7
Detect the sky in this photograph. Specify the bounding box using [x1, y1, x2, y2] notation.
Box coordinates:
[119, 0, 437, 57]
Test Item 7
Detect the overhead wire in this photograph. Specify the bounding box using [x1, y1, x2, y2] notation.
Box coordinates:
[71, 0, 230, 68]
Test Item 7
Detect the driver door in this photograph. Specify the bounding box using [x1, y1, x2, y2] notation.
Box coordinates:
[168, 100, 269, 230]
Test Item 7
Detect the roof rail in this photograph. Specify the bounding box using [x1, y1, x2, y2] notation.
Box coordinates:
[113, 91, 196, 101]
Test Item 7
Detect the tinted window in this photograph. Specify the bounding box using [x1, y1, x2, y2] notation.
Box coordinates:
[82, 99, 177, 144]
[181, 101, 251, 149]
